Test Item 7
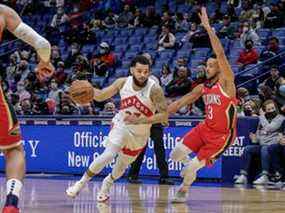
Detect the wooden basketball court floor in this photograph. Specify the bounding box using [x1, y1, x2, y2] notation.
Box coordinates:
[0, 176, 285, 213]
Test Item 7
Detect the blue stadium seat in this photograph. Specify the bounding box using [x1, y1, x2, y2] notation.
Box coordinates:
[257, 29, 271, 37]
[129, 37, 142, 45]
[124, 52, 137, 60]
[115, 45, 128, 53]
[134, 28, 148, 36]
[272, 30, 285, 37]
[114, 37, 128, 45]
[144, 42, 157, 51]
[129, 44, 142, 52]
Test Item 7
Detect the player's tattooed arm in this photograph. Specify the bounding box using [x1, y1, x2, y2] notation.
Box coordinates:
[168, 84, 203, 114]
[124, 84, 169, 125]
[93, 78, 126, 102]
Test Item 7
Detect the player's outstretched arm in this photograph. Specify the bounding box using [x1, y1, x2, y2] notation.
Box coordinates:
[124, 84, 169, 125]
[93, 78, 126, 102]
[168, 84, 203, 114]
[199, 7, 234, 83]
[0, 4, 51, 63]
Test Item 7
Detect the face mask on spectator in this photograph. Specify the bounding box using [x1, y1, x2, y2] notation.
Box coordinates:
[265, 111, 277, 120]
[245, 43, 253, 50]
[99, 48, 107, 55]
[243, 108, 252, 116]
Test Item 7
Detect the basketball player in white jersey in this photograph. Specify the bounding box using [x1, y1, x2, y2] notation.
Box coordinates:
[66, 55, 168, 202]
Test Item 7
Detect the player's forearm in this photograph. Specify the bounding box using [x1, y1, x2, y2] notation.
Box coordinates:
[12, 22, 51, 62]
[1, 5, 51, 62]
[205, 26, 225, 57]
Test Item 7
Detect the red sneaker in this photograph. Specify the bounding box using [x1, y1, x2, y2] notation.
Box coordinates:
[2, 206, 19, 213]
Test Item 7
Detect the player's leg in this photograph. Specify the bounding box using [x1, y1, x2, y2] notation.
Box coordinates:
[171, 125, 205, 202]
[66, 142, 121, 198]
[97, 153, 137, 202]
[2, 144, 25, 212]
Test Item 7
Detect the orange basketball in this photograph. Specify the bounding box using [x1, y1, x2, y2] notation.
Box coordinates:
[68, 80, 94, 105]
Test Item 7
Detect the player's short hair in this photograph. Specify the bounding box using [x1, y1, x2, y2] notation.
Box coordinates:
[130, 55, 150, 68]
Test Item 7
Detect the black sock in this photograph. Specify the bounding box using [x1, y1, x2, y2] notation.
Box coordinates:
[5, 194, 18, 208]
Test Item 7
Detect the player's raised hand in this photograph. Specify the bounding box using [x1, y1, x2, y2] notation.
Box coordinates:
[36, 60, 54, 82]
[198, 7, 211, 30]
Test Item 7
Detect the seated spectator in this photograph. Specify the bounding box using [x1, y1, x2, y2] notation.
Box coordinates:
[50, 6, 69, 28]
[239, 1, 255, 22]
[181, 23, 199, 43]
[258, 85, 274, 103]
[117, 4, 133, 28]
[189, 27, 211, 48]
[262, 66, 284, 94]
[65, 43, 81, 68]
[48, 79, 63, 108]
[91, 42, 116, 77]
[240, 22, 260, 48]
[16, 81, 31, 103]
[72, 55, 92, 80]
[80, 23, 97, 44]
[236, 39, 259, 70]
[174, 12, 190, 32]
[20, 99, 32, 115]
[160, 11, 175, 31]
[99, 101, 116, 116]
[217, 15, 236, 39]
[240, 100, 259, 117]
[51, 45, 62, 66]
[129, 8, 144, 27]
[259, 37, 283, 65]
[211, 8, 224, 24]
[264, 3, 283, 28]
[235, 100, 284, 185]
[102, 9, 118, 29]
[160, 64, 173, 88]
[237, 87, 250, 105]
[252, 6, 265, 30]
[165, 66, 191, 97]
[142, 6, 160, 27]
[268, 122, 285, 183]
[226, 4, 238, 22]
[157, 25, 176, 51]
[54, 61, 67, 86]
[173, 57, 188, 79]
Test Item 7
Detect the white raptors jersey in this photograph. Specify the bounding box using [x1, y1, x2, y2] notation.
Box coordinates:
[112, 76, 157, 136]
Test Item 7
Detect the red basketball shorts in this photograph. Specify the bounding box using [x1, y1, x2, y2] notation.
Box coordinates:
[0, 87, 21, 150]
[182, 122, 236, 166]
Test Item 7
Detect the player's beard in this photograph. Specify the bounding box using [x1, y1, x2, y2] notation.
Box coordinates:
[133, 76, 148, 88]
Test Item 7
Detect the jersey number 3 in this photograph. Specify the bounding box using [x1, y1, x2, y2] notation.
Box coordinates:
[207, 105, 213, 119]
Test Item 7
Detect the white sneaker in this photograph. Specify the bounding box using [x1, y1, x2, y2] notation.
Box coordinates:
[66, 181, 86, 198]
[171, 188, 188, 203]
[97, 175, 113, 202]
[253, 175, 269, 185]
[234, 174, 248, 184]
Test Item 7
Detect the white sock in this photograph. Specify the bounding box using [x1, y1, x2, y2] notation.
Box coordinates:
[6, 179, 23, 197]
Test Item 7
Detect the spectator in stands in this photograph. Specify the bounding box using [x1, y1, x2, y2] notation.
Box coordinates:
[91, 42, 116, 77]
[129, 8, 144, 27]
[173, 57, 188, 79]
[160, 11, 175, 31]
[259, 37, 283, 65]
[237, 87, 250, 105]
[189, 5, 201, 25]
[218, 15, 236, 39]
[237, 39, 259, 70]
[58, 92, 79, 115]
[181, 22, 199, 43]
[54, 61, 67, 86]
[117, 4, 133, 28]
[174, 12, 189, 32]
[16, 81, 31, 103]
[188, 26, 211, 48]
[80, 23, 97, 44]
[240, 22, 260, 48]
[157, 25, 176, 52]
[165, 66, 191, 97]
[239, 1, 255, 22]
[241, 100, 259, 117]
[99, 101, 116, 116]
[252, 6, 265, 30]
[235, 100, 284, 185]
[142, 6, 160, 27]
[20, 99, 32, 115]
[50, 6, 69, 28]
[268, 122, 285, 184]
[264, 3, 283, 29]
[262, 66, 284, 94]
[102, 9, 118, 29]
[48, 79, 63, 108]
[6, 53, 19, 83]
[51, 45, 62, 67]
[160, 63, 173, 88]
[65, 42, 81, 68]
[72, 55, 92, 80]
[226, 4, 238, 22]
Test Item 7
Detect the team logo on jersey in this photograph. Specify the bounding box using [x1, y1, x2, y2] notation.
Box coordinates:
[203, 94, 221, 105]
[120, 96, 153, 117]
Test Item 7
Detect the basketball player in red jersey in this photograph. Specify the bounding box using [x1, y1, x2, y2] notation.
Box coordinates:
[168, 7, 238, 202]
[0, 4, 54, 213]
